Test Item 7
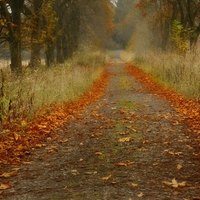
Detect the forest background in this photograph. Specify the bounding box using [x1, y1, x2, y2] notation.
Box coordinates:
[0, 0, 199, 134]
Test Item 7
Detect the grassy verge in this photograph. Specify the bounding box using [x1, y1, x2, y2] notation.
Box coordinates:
[121, 50, 200, 100]
[0, 51, 107, 128]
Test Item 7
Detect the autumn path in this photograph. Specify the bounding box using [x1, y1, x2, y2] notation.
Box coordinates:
[1, 54, 200, 200]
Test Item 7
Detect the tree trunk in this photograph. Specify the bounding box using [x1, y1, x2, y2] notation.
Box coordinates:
[29, 0, 43, 68]
[190, 28, 200, 52]
[30, 47, 41, 68]
[8, 0, 24, 73]
[62, 35, 69, 60]
[45, 43, 55, 67]
[30, 26, 41, 68]
[56, 36, 64, 64]
[9, 39, 22, 73]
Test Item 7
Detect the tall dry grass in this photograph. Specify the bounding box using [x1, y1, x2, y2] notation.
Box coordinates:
[121, 50, 200, 100]
[0, 51, 107, 126]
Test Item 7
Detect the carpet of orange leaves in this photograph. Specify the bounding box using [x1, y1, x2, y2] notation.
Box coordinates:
[0, 67, 110, 166]
[126, 63, 200, 138]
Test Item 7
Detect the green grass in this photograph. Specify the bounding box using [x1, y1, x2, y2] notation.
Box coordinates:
[119, 76, 132, 90]
[118, 100, 136, 109]
[0, 51, 107, 126]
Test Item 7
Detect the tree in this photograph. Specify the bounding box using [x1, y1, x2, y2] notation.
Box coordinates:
[41, 0, 57, 67]
[113, 0, 135, 48]
[26, 0, 43, 68]
[168, 0, 200, 50]
[55, 0, 66, 64]
[0, 0, 24, 73]
[0, 0, 114, 70]
[135, 0, 200, 51]
[79, 0, 114, 50]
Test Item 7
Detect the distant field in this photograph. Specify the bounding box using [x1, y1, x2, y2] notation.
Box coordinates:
[0, 58, 46, 69]
[0, 59, 34, 69]
[0, 50, 46, 69]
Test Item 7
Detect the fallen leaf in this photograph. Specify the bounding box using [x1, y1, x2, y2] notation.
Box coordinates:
[46, 145, 58, 153]
[163, 179, 187, 188]
[0, 182, 13, 190]
[126, 161, 134, 165]
[93, 132, 103, 137]
[38, 124, 47, 129]
[119, 132, 129, 135]
[0, 171, 18, 178]
[132, 183, 138, 187]
[22, 161, 33, 165]
[115, 162, 127, 167]
[126, 126, 137, 132]
[174, 152, 183, 156]
[95, 152, 103, 156]
[36, 144, 45, 148]
[163, 181, 172, 187]
[45, 145, 56, 150]
[186, 145, 193, 150]
[177, 164, 183, 170]
[119, 137, 134, 142]
[172, 178, 179, 188]
[164, 150, 174, 155]
[100, 174, 112, 180]
[13, 132, 20, 141]
[146, 129, 152, 133]
[153, 163, 158, 166]
[178, 181, 186, 187]
[59, 139, 68, 143]
[0, 191, 3, 195]
[119, 110, 126, 114]
[143, 140, 150, 144]
[63, 185, 68, 189]
[115, 160, 134, 166]
[138, 192, 144, 197]
[138, 147, 148, 152]
[12, 168, 20, 171]
[71, 170, 79, 175]
[85, 171, 97, 175]
[163, 142, 170, 145]
[21, 120, 27, 127]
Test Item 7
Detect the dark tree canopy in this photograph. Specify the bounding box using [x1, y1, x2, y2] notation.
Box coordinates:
[0, 0, 114, 72]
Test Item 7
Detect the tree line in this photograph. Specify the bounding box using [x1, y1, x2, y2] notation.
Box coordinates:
[0, 0, 114, 73]
[113, 0, 200, 52]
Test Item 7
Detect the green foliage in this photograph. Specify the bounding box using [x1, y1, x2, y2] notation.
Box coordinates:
[171, 20, 193, 54]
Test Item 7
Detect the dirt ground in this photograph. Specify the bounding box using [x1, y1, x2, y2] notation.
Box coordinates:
[1, 54, 200, 200]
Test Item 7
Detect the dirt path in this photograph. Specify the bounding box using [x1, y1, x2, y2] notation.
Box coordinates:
[1, 54, 200, 200]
